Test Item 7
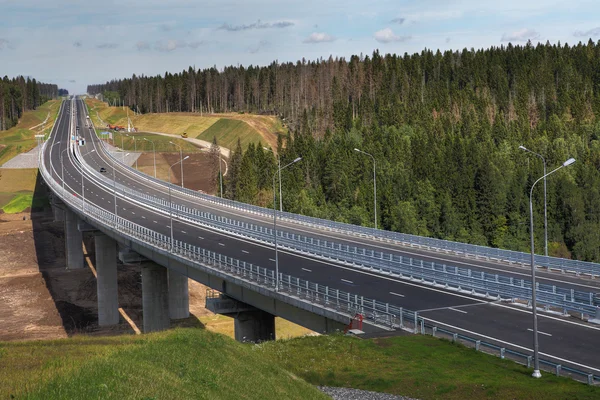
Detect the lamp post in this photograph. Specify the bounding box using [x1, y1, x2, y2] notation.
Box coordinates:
[528, 157, 575, 379]
[127, 134, 138, 170]
[143, 138, 157, 178]
[80, 149, 96, 211]
[264, 147, 282, 212]
[111, 152, 130, 227]
[116, 131, 125, 162]
[354, 148, 377, 230]
[520, 145, 548, 256]
[49, 141, 62, 180]
[273, 156, 302, 291]
[169, 156, 190, 251]
[60, 148, 69, 191]
[169, 141, 184, 188]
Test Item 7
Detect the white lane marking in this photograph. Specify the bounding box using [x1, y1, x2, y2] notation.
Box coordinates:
[423, 316, 600, 373]
[449, 307, 468, 314]
[389, 291, 405, 298]
[527, 328, 552, 337]
[198, 236, 204, 239]
[242, 250, 249, 254]
[301, 268, 312, 272]
[142, 216, 146, 219]
[153, 220, 158, 223]
[131, 212, 135, 215]
[101, 197, 104, 200]
[181, 230, 187, 234]
[219, 243, 225, 246]
[269, 258, 276, 262]
[341, 279, 354, 284]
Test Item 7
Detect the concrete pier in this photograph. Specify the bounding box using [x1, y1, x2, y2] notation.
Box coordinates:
[95, 232, 119, 326]
[64, 208, 83, 269]
[234, 310, 276, 343]
[168, 269, 190, 320]
[142, 262, 170, 333]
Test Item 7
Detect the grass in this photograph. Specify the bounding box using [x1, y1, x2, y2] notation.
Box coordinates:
[198, 118, 266, 150]
[256, 334, 600, 400]
[0, 329, 328, 400]
[0, 100, 60, 165]
[102, 132, 200, 153]
[0, 169, 45, 213]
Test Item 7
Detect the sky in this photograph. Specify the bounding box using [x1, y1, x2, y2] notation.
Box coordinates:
[1, 0, 599, 94]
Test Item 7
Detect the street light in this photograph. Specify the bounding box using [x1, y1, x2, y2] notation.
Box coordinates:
[264, 147, 282, 211]
[116, 131, 125, 162]
[520, 145, 548, 256]
[111, 152, 130, 227]
[273, 156, 302, 291]
[354, 148, 378, 230]
[528, 157, 575, 379]
[60, 148, 69, 191]
[127, 134, 138, 170]
[169, 156, 190, 250]
[80, 149, 96, 211]
[169, 141, 185, 188]
[143, 138, 157, 178]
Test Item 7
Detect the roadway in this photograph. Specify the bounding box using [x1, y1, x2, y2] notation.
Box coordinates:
[43, 97, 600, 373]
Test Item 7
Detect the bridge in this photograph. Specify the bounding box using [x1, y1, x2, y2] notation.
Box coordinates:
[40, 97, 600, 381]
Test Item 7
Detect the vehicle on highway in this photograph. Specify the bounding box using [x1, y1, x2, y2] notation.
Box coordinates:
[99, 167, 107, 173]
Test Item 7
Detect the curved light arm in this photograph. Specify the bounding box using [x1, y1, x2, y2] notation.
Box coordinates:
[530, 158, 575, 198]
[519, 145, 545, 163]
[171, 155, 189, 168]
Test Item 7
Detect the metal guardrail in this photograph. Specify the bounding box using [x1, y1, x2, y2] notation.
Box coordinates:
[71, 150, 600, 318]
[43, 132, 600, 385]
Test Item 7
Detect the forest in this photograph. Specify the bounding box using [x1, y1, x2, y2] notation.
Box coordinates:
[0, 76, 59, 130]
[88, 40, 600, 262]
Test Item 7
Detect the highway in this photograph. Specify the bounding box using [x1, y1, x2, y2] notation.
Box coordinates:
[44, 97, 600, 374]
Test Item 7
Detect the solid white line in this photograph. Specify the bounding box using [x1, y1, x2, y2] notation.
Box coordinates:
[449, 307, 468, 314]
[301, 268, 312, 272]
[527, 328, 552, 337]
[341, 279, 354, 284]
[389, 292, 405, 298]
[423, 316, 600, 373]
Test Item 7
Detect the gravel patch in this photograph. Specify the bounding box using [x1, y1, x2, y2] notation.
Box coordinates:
[318, 386, 418, 400]
[0, 145, 42, 169]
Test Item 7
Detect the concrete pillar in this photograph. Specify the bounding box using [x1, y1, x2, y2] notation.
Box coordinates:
[234, 310, 276, 343]
[64, 208, 84, 269]
[95, 233, 119, 326]
[142, 262, 170, 333]
[168, 269, 189, 320]
[53, 205, 65, 222]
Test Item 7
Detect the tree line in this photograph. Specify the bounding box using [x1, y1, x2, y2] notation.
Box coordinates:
[89, 40, 600, 261]
[0, 76, 60, 131]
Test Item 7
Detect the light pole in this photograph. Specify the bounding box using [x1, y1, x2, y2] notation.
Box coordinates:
[169, 156, 190, 251]
[60, 148, 69, 191]
[354, 148, 377, 230]
[127, 134, 138, 170]
[264, 147, 282, 212]
[520, 145, 548, 256]
[144, 138, 157, 178]
[111, 152, 130, 226]
[80, 149, 96, 211]
[116, 131, 125, 162]
[528, 157, 575, 379]
[169, 141, 184, 188]
[273, 156, 302, 291]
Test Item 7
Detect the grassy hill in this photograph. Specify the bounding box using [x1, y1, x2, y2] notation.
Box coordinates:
[0, 100, 60, 166]
[0, 169, 44, 214]
[0, 327, 597, 399]
[85, 98, 285, 152]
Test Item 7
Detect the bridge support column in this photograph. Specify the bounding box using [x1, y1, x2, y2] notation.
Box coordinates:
[64, 209, 84, 269]
[234, 310, 275, 343]
[142, 262, 170, 333]
[95, 232, 119, 326]
[168, 270, 189, 320]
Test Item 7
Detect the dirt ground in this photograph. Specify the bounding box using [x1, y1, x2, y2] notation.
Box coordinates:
[136, 151, 224, 195]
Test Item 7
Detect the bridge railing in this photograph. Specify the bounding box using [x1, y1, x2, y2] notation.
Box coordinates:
[87, 126, 600, 279]
[69, 149, 600, 318]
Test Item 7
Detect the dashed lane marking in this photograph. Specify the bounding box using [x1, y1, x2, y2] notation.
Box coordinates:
[389, 292, 405, 298]
[527, 328, 552, 337]
[341, 279, 354, 284]
[301, 268, 312, 272]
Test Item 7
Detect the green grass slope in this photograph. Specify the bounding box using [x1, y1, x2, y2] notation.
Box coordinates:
[198, 118, 264, 150]
[0, 329, 327, 400]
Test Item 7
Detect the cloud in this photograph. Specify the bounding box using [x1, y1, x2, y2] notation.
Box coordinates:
[187, 41, 206, 49]
[574, 27, 600, 37]
[96, 43, 118, 49]
[218, 20, 294, 32]
[446, 37, 451, 43]
[136, 41, 150, 51]
[374, 28, 411, 43]
[73, 41, 82, 48]
[69, 79, 76, 83]
[249, 40, 269, 54]
[303, 32, 335, 44]
[0, 38, 14, 50]
[501, 28, 540, 42]
[390, 17, 405, 25]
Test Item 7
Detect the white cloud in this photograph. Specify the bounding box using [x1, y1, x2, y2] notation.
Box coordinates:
[136, 41, 150, 51]
[501, 28, 540, 42]
[303, 32, 335, 43]
[374, 28, 410, 44]
[574, 27, 600, 37]
[0, 38, 13, 50]
[154, 39, 183, 52]
[218, 20, 294, 32]
[96, 43, 118, 49]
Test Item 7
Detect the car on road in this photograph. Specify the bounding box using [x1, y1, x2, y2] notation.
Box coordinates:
[99, 167, 107, 173]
